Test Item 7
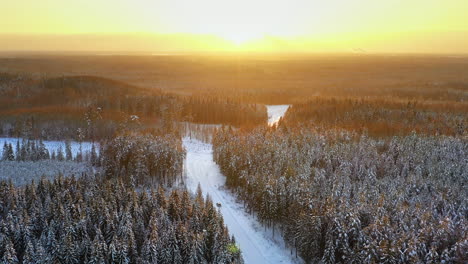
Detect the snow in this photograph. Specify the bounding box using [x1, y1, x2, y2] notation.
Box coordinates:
[0, 160, 94, 185]
[183, 138, 302, 264]
[266, 105, 290, 126]
[0, 137, 98, 159]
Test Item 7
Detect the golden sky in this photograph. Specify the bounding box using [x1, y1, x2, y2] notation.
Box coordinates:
[1, 0, 467, 53]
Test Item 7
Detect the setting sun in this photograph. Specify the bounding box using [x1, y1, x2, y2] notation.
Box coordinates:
[1, 0, 468, 53]
[220, 32, 262, 45]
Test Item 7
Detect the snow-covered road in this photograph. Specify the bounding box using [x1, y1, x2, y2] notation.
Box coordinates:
[266, 105, 290, 126]
[183, 138, 300, 264]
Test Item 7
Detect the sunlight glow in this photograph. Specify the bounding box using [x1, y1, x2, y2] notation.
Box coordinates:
[1, 0, 468, 53]
[220, 32, 262, 45]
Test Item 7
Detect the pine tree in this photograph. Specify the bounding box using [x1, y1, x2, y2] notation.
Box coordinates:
[33, 243, 48, 264]
[7, 143, 14, 161]
[1, 238, 19, 264]
[30, 141, 37, 161]
[38, 139, 49, 160]
[22, 240, 35, 264]
[20, 139, 27, 161]
[168, 190, 181, 222]
[76, 144, 83, 162]
[65, 140, 73, 161]
[88, 229, 107, 264]
[142, 214, 159, 263]
[157, 186, 167, 209]
[59, 226, 79, 264]
[57, 146, 65, 161]
[15, 140, 20, 161]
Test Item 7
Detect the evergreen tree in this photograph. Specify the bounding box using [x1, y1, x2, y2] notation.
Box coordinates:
[38, 139, 49, 160]
[57, 146, 65, 161]
[1, 238, 19, 264]
[88, 229, 107, 264]
[76, 144, 83, 162]
[7, 143, 14, 161]
[20, 139, 27, 161]
[22, 241, 35, 264]
[142, 214, 159, 263]
[15, 140, 20, 161]
[90, 144, 98, 166]
[65, 140, 73, 161]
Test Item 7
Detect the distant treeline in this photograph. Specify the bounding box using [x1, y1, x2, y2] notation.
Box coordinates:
[1, 139, 99, 164]
[0, 74, 266, 140]
[282, 97, 467, 137]
[0, 176, 243, 263]
[3, 55, 468, 104]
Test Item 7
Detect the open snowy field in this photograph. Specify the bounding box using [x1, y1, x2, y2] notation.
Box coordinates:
[183, 137, 302, 264]
[0, 160, 94, 185]
[266, 105, 290, 126]
[0, 137, 98, 159]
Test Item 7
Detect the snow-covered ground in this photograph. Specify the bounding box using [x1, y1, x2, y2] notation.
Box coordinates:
[183, 138, 301, 264]
[0, 160, 94, 185]
[266, 105, 290, 126]
[0, 137, 98, 159]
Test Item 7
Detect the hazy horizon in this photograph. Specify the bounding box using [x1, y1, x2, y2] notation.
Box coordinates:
[3, 0, 468, 54]
[1, 31, 468, 54]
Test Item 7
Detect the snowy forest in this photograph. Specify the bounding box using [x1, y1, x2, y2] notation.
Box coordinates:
[0, 54, 467, 263]
[0, 176, 242, 263]
[213, 126, 467, 263]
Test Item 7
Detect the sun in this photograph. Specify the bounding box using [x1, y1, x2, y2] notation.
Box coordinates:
[219, 31, 262, 46]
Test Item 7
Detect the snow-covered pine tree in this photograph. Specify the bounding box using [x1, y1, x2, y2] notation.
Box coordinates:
[57, 146, 64, 161]
[1, 238, 19, 264]
[65, 140, 73, 161]
[7, 143, 15, 161]
[142, 213, 159, 263]
[15, 140, 20, 161]
[76, 144, 83, 162]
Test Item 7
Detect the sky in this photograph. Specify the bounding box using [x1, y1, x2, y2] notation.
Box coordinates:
[1, 0, 467, 53]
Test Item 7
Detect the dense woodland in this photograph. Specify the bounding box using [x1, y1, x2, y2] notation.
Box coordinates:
[0, 176, 243, 264]
[213, 126, 467, 263]
[102, 133, 185, 186]
[0, 73, 266, 140]
[283, 97, 467, 137]
[0, 131, 246, 263]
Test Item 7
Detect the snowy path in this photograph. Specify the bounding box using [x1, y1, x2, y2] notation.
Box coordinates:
[266, 105, 290, 126]
[184, 138, 300, 264]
